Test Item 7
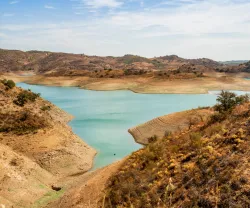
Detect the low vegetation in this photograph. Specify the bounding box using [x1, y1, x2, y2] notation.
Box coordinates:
[0, 80, 48, 134]
[13, 89, 40, 106]
[118, 54, 150, 65]
[41, 105, 51, 111]
[0, 111, 47, 135]
[1, 79, 16, 89]
[103, 91, 250, 208]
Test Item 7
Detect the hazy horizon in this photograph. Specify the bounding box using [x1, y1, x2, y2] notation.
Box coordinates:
[1, 0, 250, 61]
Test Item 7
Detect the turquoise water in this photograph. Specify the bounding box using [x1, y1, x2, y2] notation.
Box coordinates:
[17, 83, 219, 168]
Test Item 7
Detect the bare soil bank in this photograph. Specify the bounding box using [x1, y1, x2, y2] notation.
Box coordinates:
[5, 73, 250, 94]
[0, 79, 96, 208]
[129, 108, 214, 145]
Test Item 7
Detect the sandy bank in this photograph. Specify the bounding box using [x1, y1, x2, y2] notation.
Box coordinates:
[4, 73, 250, 94]
[129, 108, 214, 145]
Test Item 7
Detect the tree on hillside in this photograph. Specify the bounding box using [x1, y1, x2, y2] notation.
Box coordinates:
[214, 90, 249, 113]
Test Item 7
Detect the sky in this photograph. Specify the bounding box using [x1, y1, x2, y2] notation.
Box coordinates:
[0, 0, 250, 61]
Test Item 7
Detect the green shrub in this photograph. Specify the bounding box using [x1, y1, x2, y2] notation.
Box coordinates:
[13, 90, 40, 107]
[41, 105, 51, 111]
[1, 79, 16, 89]
[6, 80, 16, 89]
[214, 91, 249, 113]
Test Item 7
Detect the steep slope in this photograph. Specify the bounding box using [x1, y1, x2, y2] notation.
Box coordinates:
[103, 94, 250, 208]
[0, 78, 96, 207]
[0, 143, 53, 208]
[44, 160, 125, 208]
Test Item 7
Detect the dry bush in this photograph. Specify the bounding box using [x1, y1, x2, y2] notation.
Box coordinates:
[102, 102, 250, 208]
[0, 110, 47, 134]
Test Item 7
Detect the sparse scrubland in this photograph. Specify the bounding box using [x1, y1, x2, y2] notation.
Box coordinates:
[103, 91, 250, 208]
[0, 79, 46, 134]
[0, 79, 96, 208]
[1, 79, 250, 208]
[1, 48, 250, 207]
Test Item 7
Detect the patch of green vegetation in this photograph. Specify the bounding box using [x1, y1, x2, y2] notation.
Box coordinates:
[38, 184, 47, 189]
[8, 188, 14, 192]
[13, 89, 40, 107]
[40, 105, 51, 111]
[208, 91, 249, 125]
[151, 59, 164, 69]
[119, 55, 150, 65]
[215, 90, 249, 113]
[32, 189, 65, 208]
[1, 79, 16, 89]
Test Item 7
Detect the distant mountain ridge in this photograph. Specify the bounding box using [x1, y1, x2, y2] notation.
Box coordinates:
[221, 60, 249, 66]
[0, 48, 249, 75]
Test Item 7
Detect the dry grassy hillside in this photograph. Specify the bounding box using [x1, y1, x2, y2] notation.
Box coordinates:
[0, 78, 96, 207]
[0, 49, 225, 76]
[103, 92, 250, 208]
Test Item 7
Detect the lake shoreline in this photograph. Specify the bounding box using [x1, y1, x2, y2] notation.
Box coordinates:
[6, 79, 248, 207]
[4, 73, 250, 95]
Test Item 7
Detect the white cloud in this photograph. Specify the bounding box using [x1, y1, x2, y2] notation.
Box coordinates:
[82, 0, 123, 8]
[1, 0, 250, 60]
[9, 1, 19, 4]
[44, 5, 55, 9]
[2, 13, 15, 17]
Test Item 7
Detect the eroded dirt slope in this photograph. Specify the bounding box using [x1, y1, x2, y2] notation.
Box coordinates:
[0, 78, 96, 207]
[129, 108, 214, 145]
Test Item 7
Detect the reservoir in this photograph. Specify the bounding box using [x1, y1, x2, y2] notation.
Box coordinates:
[17, 83, 220, 168]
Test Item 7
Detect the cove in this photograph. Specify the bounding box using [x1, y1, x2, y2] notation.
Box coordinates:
[17, 83, 220, 169]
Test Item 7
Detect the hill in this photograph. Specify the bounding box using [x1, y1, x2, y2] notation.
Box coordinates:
[0, 78, 96, 207]
[0, 49, 223, 76]
[102, 92, 250, 208]
[221, 60, 249, 66]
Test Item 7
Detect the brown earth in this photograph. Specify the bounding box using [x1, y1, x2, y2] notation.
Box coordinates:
[4, 72, 250, 94]
[41, 100, 250, 208]
[0, 49, 223, 74]
[45, 160, 125, 208]
[0, 79, 96, 207]
[103, 102, 250, 208]
[129, 108, 214, 145]
[1, 48, 249, 95]
[0, 48, 250, 208]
